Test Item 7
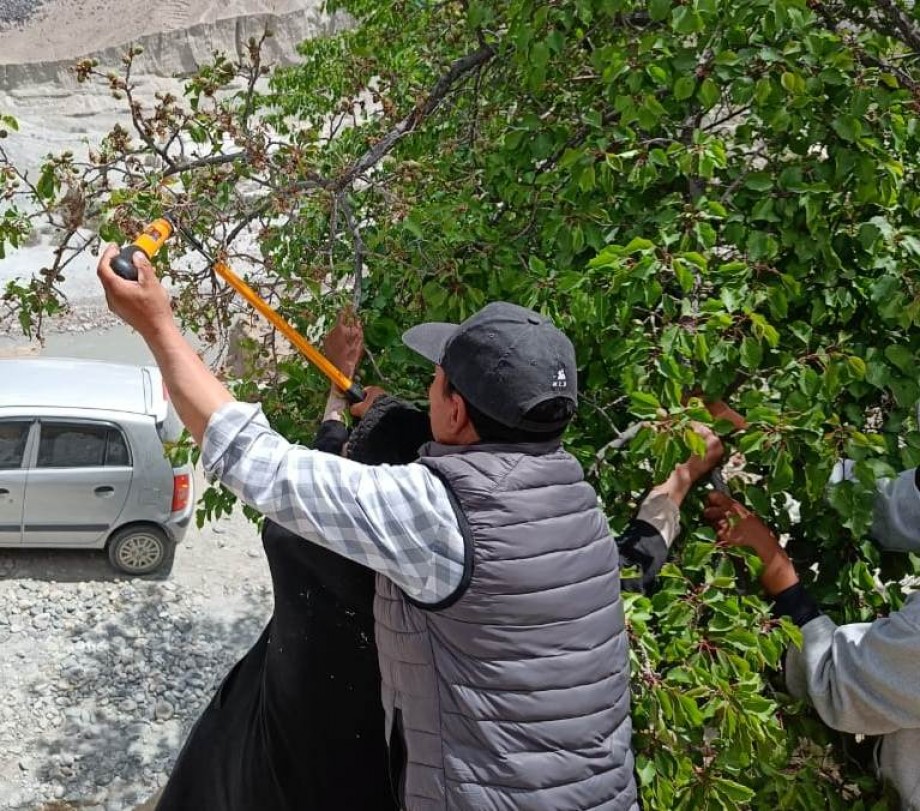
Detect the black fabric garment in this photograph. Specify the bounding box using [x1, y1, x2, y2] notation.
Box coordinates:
[771, 581, 822, 627]
[346, 395, 432, 465]
[156, 420, 397, 811]
[617, 519, 670, 595]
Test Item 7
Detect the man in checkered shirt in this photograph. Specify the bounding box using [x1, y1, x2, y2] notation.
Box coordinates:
[99, 245, 727, 811]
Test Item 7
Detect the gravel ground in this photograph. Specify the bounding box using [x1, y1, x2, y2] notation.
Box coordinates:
[0, 0, 43, 27]
[0, 301, 124, 341]
[0, 480, 270, 810]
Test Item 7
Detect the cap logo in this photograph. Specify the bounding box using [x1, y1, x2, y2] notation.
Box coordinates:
[552, 368, 568, 390]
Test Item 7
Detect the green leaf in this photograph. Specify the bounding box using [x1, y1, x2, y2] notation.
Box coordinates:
[36, 166, 56, 202]
[832, 115, 860, 142]
[771, 450, 794, 492]
[673, 75, 696, 101]
[846, 355, 867, 380]
[780, 71, 805, 95]
[403, 216, 424, 239]
[744, 173, 773, 192]
[740, 337, 762, 369]
[697, 78, 720, 109]
[648, 0, 671, 22]
[673, 258, 695, 293]
[712, 777, 755, 804]
[885, 345, 914, 374]
[630, 390, 662, 418]
[672, 5, 703, 34]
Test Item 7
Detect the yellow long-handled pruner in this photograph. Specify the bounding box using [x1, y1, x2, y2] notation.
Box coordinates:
[109, 214, 366, 404]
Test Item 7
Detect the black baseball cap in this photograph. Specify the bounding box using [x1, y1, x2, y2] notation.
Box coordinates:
[402, 302, 577, 432]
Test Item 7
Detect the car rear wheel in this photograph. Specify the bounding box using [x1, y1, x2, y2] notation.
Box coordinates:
[107, 526, 173, 576]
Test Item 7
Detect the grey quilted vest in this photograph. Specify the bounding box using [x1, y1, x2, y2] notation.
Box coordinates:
[374, 440, 638, 811]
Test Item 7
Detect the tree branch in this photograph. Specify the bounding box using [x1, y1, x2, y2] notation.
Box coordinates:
[333, 43, 495, 191]
[241, 29, 270, 131]
[588, 422, 645, 479]
[223, 177, 326, 247]
[875, 0, 920, 52]
[163, 152, 249, 177]
[815, 2, 920, 92]
[122, 51, 176, 171]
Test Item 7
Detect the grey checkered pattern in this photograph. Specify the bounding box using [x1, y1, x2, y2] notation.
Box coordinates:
[202, 402, 467, 603]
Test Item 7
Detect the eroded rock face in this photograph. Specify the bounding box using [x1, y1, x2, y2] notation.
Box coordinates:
[0, 0, 346, 73]
[0, 1, 348, 304]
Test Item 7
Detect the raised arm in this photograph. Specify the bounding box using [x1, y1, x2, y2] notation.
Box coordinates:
[620, 401, 747, 594]
[97, 245, 233, 444]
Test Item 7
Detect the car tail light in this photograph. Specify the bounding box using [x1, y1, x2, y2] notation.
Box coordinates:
[171, 473, 190, 512]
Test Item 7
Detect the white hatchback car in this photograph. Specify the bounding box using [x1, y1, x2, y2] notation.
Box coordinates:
[0, 358, 194, 575]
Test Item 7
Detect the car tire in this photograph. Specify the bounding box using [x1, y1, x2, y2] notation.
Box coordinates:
[107, 525, 174, 576]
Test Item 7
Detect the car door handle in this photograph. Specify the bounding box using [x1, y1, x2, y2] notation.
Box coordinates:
[94, 486, 115, 497]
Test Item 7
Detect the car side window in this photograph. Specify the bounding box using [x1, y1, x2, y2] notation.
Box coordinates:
[37, 423, 130, 468]
[0, 421, 30, 470]
[105, 429, 131, 467]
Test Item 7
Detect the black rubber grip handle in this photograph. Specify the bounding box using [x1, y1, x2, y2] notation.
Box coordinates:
[344, 382, 365, 405]
[111, 245, 144, 281]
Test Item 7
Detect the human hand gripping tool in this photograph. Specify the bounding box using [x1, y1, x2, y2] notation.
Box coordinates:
[110, 215, 366, 405]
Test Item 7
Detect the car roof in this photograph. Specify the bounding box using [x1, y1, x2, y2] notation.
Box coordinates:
[0, 357, 160, 417]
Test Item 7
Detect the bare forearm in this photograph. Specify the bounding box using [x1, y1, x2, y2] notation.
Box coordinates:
[752, 541, 799, 596]
[649, 464, 693, 508]
[322, 387, 348, 423]
[141, 321, 234, 445]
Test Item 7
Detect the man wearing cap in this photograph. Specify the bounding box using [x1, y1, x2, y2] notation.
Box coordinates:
[97, 246, 725, 810]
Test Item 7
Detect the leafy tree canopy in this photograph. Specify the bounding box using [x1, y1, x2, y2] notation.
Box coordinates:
[2, 0, 918, 807]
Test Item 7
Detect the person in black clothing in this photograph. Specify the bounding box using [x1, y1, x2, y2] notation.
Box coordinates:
[147, 312, 428, 811]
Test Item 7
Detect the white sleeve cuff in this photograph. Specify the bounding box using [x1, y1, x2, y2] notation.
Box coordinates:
[636, 491, 681, 548]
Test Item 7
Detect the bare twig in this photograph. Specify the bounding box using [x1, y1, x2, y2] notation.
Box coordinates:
[816, 1, 920, 92]
[467, 60, 486, 148]
[241, 29, 270, 130]
[362, 345, 389, 385]
[326, 195, 340, 270]
[339, 195, 366, 309]
[223, 177, 326, 247]
[122, 51, 176, 170]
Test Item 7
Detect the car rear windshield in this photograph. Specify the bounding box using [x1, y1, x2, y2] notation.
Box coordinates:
[156, 402, 186, 445]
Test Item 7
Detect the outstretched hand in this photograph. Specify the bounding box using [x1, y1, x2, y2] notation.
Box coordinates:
[681, 422, 726, 485]
[703, 491, 777, 551]
[679, 400, 747, 486]
[323, 307, 364, 380]
[647, 399, 746, 508]
[705, 400, 747, 433]
[703, 492, 798, 595]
